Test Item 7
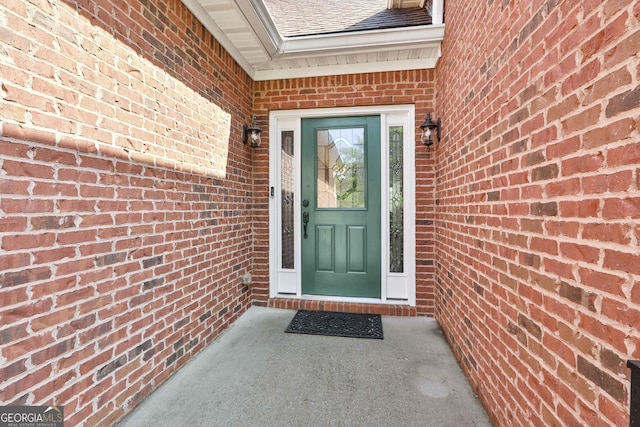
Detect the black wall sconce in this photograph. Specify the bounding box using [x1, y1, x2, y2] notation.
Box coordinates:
[419, 112, 441, 150]
[243, 116, 262, 152]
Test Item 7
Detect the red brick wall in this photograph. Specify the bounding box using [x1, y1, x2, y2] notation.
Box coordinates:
[253, 71, 438, 315]
[436, 0, 639, 425]
[0, 0, 254, 425]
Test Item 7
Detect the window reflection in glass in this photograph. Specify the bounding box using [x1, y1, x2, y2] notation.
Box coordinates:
[316, 127, 366, 209]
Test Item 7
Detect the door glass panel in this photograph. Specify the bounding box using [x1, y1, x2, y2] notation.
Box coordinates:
[281, 130, 294, 269]
[389, 126, 404, 273]
[316, 127, 365, 209]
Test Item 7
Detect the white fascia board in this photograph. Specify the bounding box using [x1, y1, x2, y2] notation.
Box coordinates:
[234, 0, 282, 56]
[275, 39, 443, 62]
[275, 24, 445, 57]
[181, 0, 257, 78]
[253, 56, 440, 81]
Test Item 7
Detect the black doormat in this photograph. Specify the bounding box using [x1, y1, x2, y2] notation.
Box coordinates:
[285, 310, 383, 339]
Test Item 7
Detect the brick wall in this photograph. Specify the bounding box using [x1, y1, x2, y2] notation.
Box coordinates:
[253, 71, 438, 315]
[0, 0, 254, 425]
[435, 0, 639, 425]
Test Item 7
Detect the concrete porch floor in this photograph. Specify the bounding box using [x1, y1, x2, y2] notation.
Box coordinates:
[117, 307, 492, 427]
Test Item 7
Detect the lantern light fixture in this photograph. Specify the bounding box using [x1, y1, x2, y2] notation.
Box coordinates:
[419, 112, 441, 150]
[243, 116, 262, 152]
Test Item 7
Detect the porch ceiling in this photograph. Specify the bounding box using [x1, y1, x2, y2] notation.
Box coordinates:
[181, 0, 445, 81]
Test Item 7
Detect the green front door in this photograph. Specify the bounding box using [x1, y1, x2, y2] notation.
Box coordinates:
[301, 116, 381, 298]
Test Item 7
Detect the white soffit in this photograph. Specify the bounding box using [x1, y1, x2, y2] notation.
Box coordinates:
[182, 0, 445, 81]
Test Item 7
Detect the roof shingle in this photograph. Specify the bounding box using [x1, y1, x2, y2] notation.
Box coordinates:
[263, 0, 432, 37]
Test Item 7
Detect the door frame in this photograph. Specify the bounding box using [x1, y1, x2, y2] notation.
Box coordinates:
[268, 105, 416, 306]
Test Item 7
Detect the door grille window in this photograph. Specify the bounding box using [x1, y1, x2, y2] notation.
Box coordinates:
[316, 127, 366, 209]
[389, 126, 404, 273]
[281, 130, 295, 269]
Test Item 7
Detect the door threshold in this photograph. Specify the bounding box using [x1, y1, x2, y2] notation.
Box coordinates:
[301, 294, 386, 305]
[273, 293, 412, 306]
[267, 296, 417, 316]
